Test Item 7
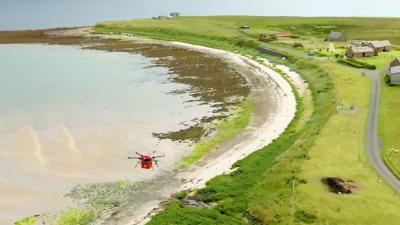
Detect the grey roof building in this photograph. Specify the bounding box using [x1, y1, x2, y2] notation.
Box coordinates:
[327, 31, 347, 42]
[388, 58, 400, 85]
[389, 66, 400, 85]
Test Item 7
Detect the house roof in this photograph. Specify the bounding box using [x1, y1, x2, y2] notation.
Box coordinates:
[369, 40, 391, 48]
[390, 66, 400, 74]
[350, 46, 375, 53]
[393, 57, 400, 62]
[328, 31, 344, 39]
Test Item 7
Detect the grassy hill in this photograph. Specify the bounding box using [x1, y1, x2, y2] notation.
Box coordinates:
[93, 17, 400, 225]
[97, 16, 400, 44]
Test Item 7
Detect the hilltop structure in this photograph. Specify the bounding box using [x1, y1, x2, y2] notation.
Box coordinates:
[152, 12, 181, 20]
[170, 12, 181, 17]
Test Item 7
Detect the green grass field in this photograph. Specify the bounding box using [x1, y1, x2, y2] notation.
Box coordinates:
[96, 16, 400, 56]
[359, 51, 400, 68]
[379, 74, 400, 179]
[291, 63, 400, 225]
[97, 16, 400, 44]
[91, 16, 400, 225]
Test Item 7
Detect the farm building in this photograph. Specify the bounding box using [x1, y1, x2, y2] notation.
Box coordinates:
[368, 40, 392, 52]
[388, 65, 400, 85]
[346, 46, 376, 58]
[390, 58, 400, 68]
[326, 31, 346, 42]
[170, 12, 181, 17]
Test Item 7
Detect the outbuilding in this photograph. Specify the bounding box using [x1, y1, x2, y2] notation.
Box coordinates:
[346, 46, 376, 58]
[389, 66, 400, 85]
[326, 31, 346, 42]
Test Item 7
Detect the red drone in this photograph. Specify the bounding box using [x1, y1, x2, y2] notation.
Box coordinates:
[128, 152, 165, 169]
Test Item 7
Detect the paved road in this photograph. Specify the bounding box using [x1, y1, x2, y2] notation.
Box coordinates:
[364, 69, 400, 191]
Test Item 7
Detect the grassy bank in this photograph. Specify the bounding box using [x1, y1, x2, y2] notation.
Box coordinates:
[180, 98, 254, 167]
[379, 74, 400, 179]
[359, 51, 400, 69]
[270, 62, 400, 225]
[147, 55, 334, 224]
[91, 16, 400, 224]
[15, 217, 36, 225]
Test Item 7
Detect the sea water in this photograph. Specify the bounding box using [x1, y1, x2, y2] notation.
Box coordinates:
[0, 44, 212, 224]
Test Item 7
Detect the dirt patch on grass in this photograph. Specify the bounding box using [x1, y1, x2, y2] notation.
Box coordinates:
[321, 177, 358, 194]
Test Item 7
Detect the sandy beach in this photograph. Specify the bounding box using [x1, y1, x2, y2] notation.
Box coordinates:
[71, 30, 300, 224]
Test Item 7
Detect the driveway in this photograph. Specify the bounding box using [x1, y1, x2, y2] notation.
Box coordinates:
[364, 69, 400, 191]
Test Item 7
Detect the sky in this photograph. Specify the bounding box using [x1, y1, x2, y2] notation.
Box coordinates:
[1, 0, 399, 30]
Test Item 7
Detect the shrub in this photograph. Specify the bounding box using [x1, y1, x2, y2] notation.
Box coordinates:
[314, 51, 329, 57]
[337, 58, 376, 70]
[295, 210, 317, 224]
[293, 42, 304, 48]
[233, 38, 259, 48]
[385, 74, 395, 86]
[58, 209, 96, 225]
[175, 190, 191, 200]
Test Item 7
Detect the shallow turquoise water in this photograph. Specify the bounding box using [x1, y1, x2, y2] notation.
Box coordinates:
[0, 44, 207, 133]
[0, 44, 212, 224]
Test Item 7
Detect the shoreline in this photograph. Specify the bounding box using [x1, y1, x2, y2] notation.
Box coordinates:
[0, 29, 248, 224]
[1, 28, 300, 224]
[81, 31, 298, 224]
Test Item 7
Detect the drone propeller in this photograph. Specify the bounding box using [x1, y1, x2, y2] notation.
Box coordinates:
[134, 160, 140, 168]
[153, 159, 160, 168]
[128, 156, 141, 160]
